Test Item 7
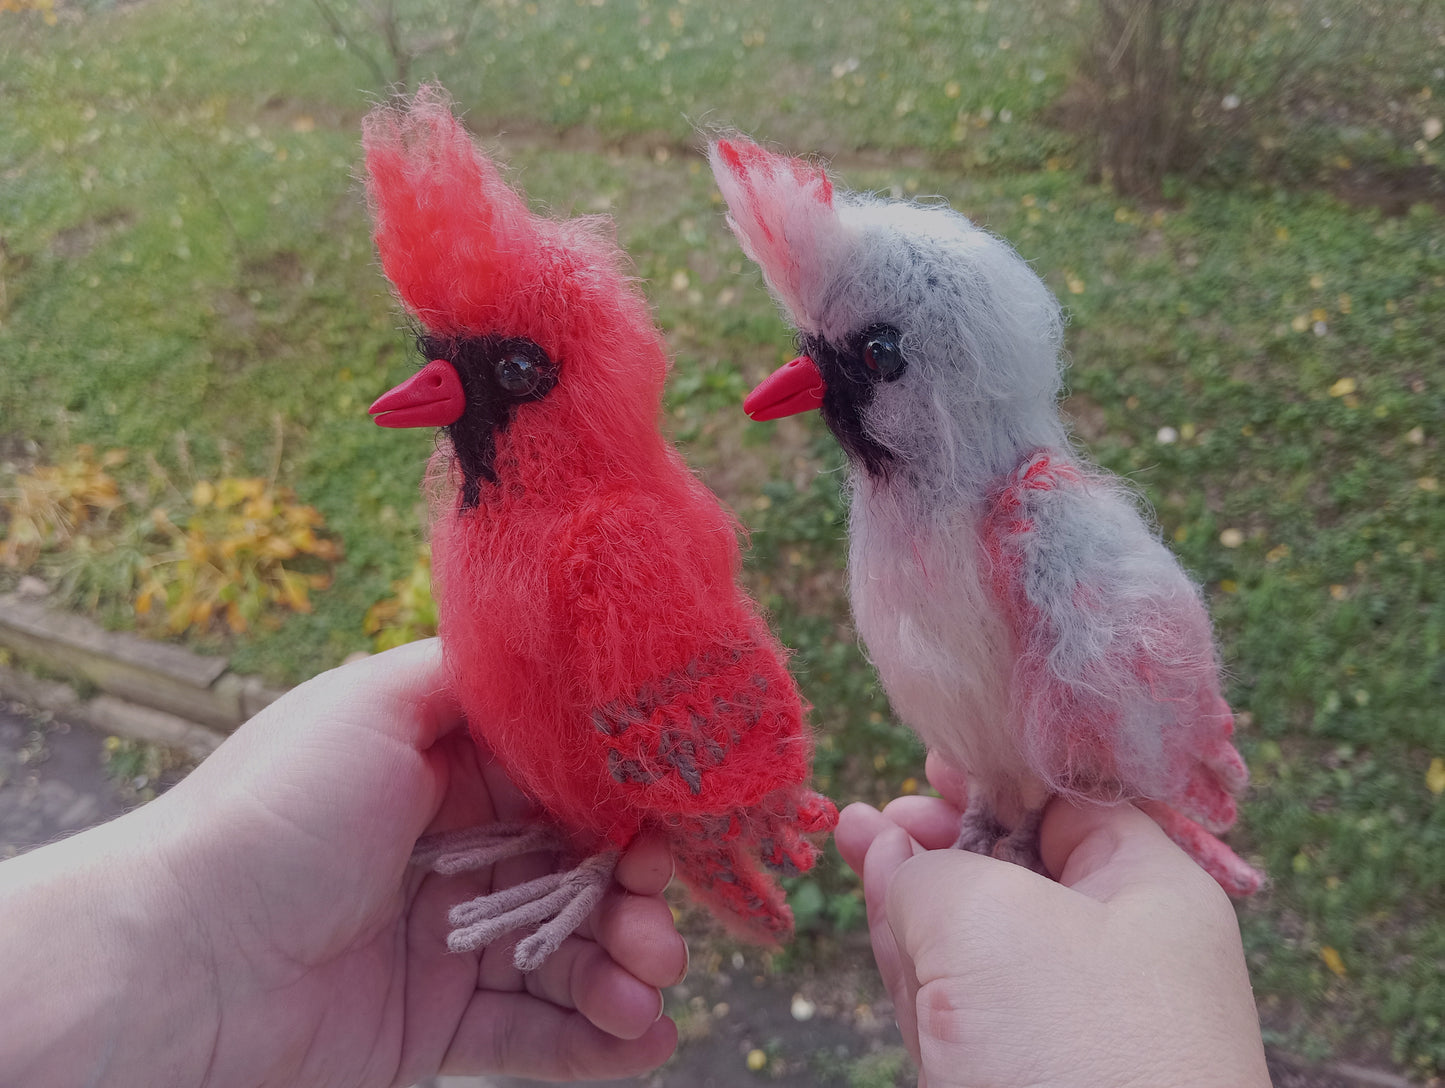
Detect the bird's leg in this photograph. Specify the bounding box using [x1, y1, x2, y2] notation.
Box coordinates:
[446, 850, 620, 971]
[411, 822, 561, 875]
[991, 806, 1047, 875]
[954, 795, 1007, 856]
[955, 780, 1049, 875]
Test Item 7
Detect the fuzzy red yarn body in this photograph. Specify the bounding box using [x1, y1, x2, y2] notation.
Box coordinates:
[427, 450, 816, 850]
[365, 88, 834, 944]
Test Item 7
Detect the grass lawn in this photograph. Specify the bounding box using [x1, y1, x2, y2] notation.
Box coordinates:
[2, 0, 1443, 1078]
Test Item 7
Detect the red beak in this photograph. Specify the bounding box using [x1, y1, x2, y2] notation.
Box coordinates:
[743, 355, 826, 421]
[369, 359, 466, 428]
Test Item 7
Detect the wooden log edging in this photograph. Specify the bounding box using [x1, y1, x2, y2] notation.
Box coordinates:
[0, 593, 287, 757]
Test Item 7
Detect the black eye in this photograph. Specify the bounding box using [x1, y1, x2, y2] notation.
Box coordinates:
[495, 353, 555, 399]
[861, 326, 906, 381]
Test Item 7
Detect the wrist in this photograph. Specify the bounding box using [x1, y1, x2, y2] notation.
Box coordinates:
[0, 799, 218, 1087]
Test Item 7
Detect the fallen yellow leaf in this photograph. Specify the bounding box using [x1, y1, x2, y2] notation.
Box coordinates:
[1328, 377, 1357, 398]
[1320, 946, 1347, 977]
[1427, 757, 1445, 796]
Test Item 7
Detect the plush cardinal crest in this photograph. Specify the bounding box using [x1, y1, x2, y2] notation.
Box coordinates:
[367, 88, 666, 506]
[712, 138, 1066, 500]
[709, 140, 843, 332]
[713, 135, 1261, 897]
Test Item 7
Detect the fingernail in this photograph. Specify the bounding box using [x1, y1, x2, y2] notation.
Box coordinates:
[671, 939, 690, 986]
[655, 989, 667, 1022]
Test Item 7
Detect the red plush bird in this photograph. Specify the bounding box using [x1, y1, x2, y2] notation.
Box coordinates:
[363, 90, 836, 970]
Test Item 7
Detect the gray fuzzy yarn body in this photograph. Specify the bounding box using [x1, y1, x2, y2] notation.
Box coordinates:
[713, 151, 1240, 831]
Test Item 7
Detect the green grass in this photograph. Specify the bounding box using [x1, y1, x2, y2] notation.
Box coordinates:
[3, 0, 1444, 1076]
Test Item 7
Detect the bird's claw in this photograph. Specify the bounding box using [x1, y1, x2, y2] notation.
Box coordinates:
[446, 850, 620, 971]
[954, 804, 1007, 855]
[990, 827, 1047, 875]
[956, 803, 1047, 875]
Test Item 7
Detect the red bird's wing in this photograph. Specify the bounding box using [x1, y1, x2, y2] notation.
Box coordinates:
[982, 452, 1251, 831]
[539, 488, 836, 939]
[519, 488, 818, 841]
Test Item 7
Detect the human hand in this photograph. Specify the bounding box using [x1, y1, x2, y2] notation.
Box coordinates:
[0, 639, 682, 1087]
[834, 754, 1270, 1088]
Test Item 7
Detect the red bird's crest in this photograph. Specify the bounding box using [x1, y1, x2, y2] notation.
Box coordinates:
[365, 87, 676, 479]
[363, 86, 539, 338]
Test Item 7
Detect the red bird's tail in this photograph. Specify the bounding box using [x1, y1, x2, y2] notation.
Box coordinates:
[673, 841, 793, 946]
[671, 790, 838, 945]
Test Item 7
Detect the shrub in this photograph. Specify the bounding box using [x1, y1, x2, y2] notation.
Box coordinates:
[363, 545, 437, 650]
[0, 446, 126, 570]
[136, 478, 342, 634]
[1072, 0, 1434, 196]
[1, 451, 343, 636]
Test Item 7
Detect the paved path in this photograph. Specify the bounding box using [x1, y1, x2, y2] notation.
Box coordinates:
[0, 698, 127, 858]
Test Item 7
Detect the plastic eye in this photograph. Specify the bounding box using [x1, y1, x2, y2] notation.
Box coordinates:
[496, 354, 551, 397]
[862, 328, 906, 380]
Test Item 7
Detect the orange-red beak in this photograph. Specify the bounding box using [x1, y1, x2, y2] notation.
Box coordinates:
[369, 358, 466, 428]
[743, 355, 826, 421]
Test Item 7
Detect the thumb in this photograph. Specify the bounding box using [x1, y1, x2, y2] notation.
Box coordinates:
[302, 636, 462, 749]
[172, 637, 464, 847]
[856, 817, 927, 1068]
[1039, 798, 1210, 904]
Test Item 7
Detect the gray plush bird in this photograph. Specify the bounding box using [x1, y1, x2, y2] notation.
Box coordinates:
[710, 136, 1260, 895]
